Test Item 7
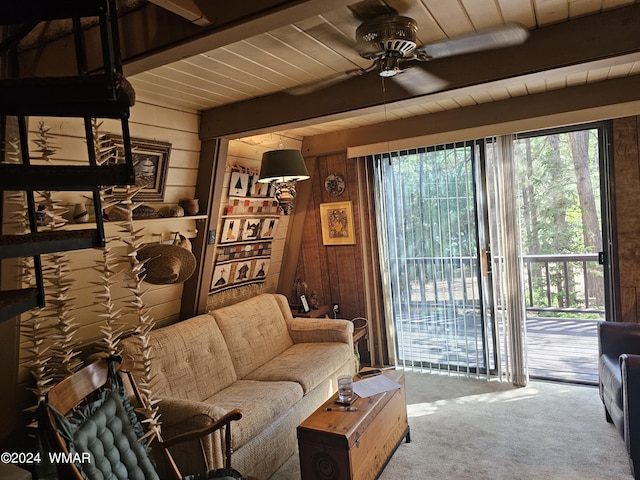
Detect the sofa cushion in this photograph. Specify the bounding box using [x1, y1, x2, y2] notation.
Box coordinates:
[211, 294, 294, 378]
[121, 314, 237, 401]
[245, 343, 353, 394]
[205, 380, 303, 450]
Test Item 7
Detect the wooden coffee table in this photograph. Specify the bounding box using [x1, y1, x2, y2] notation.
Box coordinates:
[297, 370, 410, 480]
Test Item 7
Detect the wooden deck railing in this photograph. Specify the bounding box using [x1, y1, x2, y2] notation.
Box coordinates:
[521, 253, 604, 317]
[399, 253, 604, 319]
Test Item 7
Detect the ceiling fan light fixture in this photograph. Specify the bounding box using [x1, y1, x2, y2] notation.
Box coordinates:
[379, 55, 401, 77]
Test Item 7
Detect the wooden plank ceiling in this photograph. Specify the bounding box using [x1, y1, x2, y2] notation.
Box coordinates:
[121, 0, 640, 144]
[14, 0, 640, 145]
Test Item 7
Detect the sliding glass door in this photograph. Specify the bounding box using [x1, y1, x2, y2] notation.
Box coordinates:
[372, 123, 612, 384]
[508, 125, 610, 383]
[373, 142, 496, 375]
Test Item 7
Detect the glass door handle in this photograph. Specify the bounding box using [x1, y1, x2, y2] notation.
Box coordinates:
[481, 248, 492, 275]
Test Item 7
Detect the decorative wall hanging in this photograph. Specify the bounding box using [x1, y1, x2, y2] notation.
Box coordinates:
[210, 163, 281, 294]
[325, 173, 346, 196]
[220, 216, 279, 244]
[102, 134, 171, 202]
[320, 201, 356, 245]
[211, 210, 279, 292]
[227, 197, 280, 215]
[229, 171, 272, 198]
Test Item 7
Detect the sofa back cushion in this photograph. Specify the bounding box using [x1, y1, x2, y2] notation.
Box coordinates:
[211, 294, 294, 378]
[120, 314, 237, 401]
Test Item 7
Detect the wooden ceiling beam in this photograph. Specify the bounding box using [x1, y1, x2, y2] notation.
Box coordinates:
[123, 0, 364, 75]
[199, 3, 640, 139]
[300, 75, 640, 157]
[16, 0, 362, 77]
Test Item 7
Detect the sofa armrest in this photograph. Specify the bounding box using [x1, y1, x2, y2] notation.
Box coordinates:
[157, 396, 228, 435]
[621, 354, 640, 458]
[288, 317, 354, 346]
[155, 397, 242, 474]
[598, 322, 640, 358]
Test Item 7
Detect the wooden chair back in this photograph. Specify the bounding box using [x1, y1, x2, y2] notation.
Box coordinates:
[42, 357, 114, 480]
[41, 356, 249, 480]
[46, 358, 111, 416]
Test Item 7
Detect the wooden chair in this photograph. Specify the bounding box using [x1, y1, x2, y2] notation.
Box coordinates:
[40, 355, 250, 480]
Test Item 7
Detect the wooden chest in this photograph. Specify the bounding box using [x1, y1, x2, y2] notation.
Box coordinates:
[297, 370, 410, 480]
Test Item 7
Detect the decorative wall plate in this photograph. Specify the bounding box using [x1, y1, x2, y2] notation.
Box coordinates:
[325, 173, 346, 196]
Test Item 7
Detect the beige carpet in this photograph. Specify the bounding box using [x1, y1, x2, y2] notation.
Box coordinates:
[270, 370, 633, 479]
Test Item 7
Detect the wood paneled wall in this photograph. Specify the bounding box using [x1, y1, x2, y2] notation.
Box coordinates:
[613, 116, 640, 323]
[295, 153, 365, 316]
[294, 152, 375, 363]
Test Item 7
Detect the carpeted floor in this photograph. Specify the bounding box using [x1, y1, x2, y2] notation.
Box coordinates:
[271, 370, 633, 479]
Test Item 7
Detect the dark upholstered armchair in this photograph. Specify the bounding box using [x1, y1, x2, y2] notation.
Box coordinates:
[598, 321, 640, 479]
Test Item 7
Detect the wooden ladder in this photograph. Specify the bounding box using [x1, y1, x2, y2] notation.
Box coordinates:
[0, 0, 136, 323]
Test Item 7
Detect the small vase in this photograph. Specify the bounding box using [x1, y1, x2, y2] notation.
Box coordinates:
[73, 203, 89, 223]
[181, 199, 199, 216]
[168, 205, 184, 217]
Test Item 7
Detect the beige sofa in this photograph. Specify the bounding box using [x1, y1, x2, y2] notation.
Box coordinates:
[120, 293, 355, 480]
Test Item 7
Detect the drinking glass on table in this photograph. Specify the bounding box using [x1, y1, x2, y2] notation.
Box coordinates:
[337, 375, 354, 403]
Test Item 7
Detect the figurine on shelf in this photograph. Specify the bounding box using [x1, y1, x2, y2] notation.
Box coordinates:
[309, 293, 319, 310]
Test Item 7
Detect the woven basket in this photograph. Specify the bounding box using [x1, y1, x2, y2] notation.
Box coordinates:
[351, 317, 368, 332]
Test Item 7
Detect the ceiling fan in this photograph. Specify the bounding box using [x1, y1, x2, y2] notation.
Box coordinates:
[288, 2, 529, 96]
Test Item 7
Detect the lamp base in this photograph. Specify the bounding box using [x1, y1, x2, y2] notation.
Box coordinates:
[273, 181, 297, 215]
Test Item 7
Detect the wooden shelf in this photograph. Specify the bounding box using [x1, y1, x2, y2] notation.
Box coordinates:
[294, 305, 331, 318]
[37, 215, 207, 245]
[55, 214, 205, 228]
[105, 214, 208, 228]
[218, 238, 274, 247]
[222, 214, 280, 219]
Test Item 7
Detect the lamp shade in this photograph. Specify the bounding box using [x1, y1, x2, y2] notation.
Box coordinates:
[258, 149, 310, 183]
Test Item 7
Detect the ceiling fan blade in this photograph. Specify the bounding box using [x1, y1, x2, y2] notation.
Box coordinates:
[286, 68, 370, 96]
[303, 22, 359, 53]
[348, 0, 398, 22]
[417, 22, 529, 60]
[391, 67, 449, 95]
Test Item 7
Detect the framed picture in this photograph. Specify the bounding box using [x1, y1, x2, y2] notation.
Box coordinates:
[319, 201, 356, 245]
[299, 294, 311, 314]
[103, 134, 171, 202]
